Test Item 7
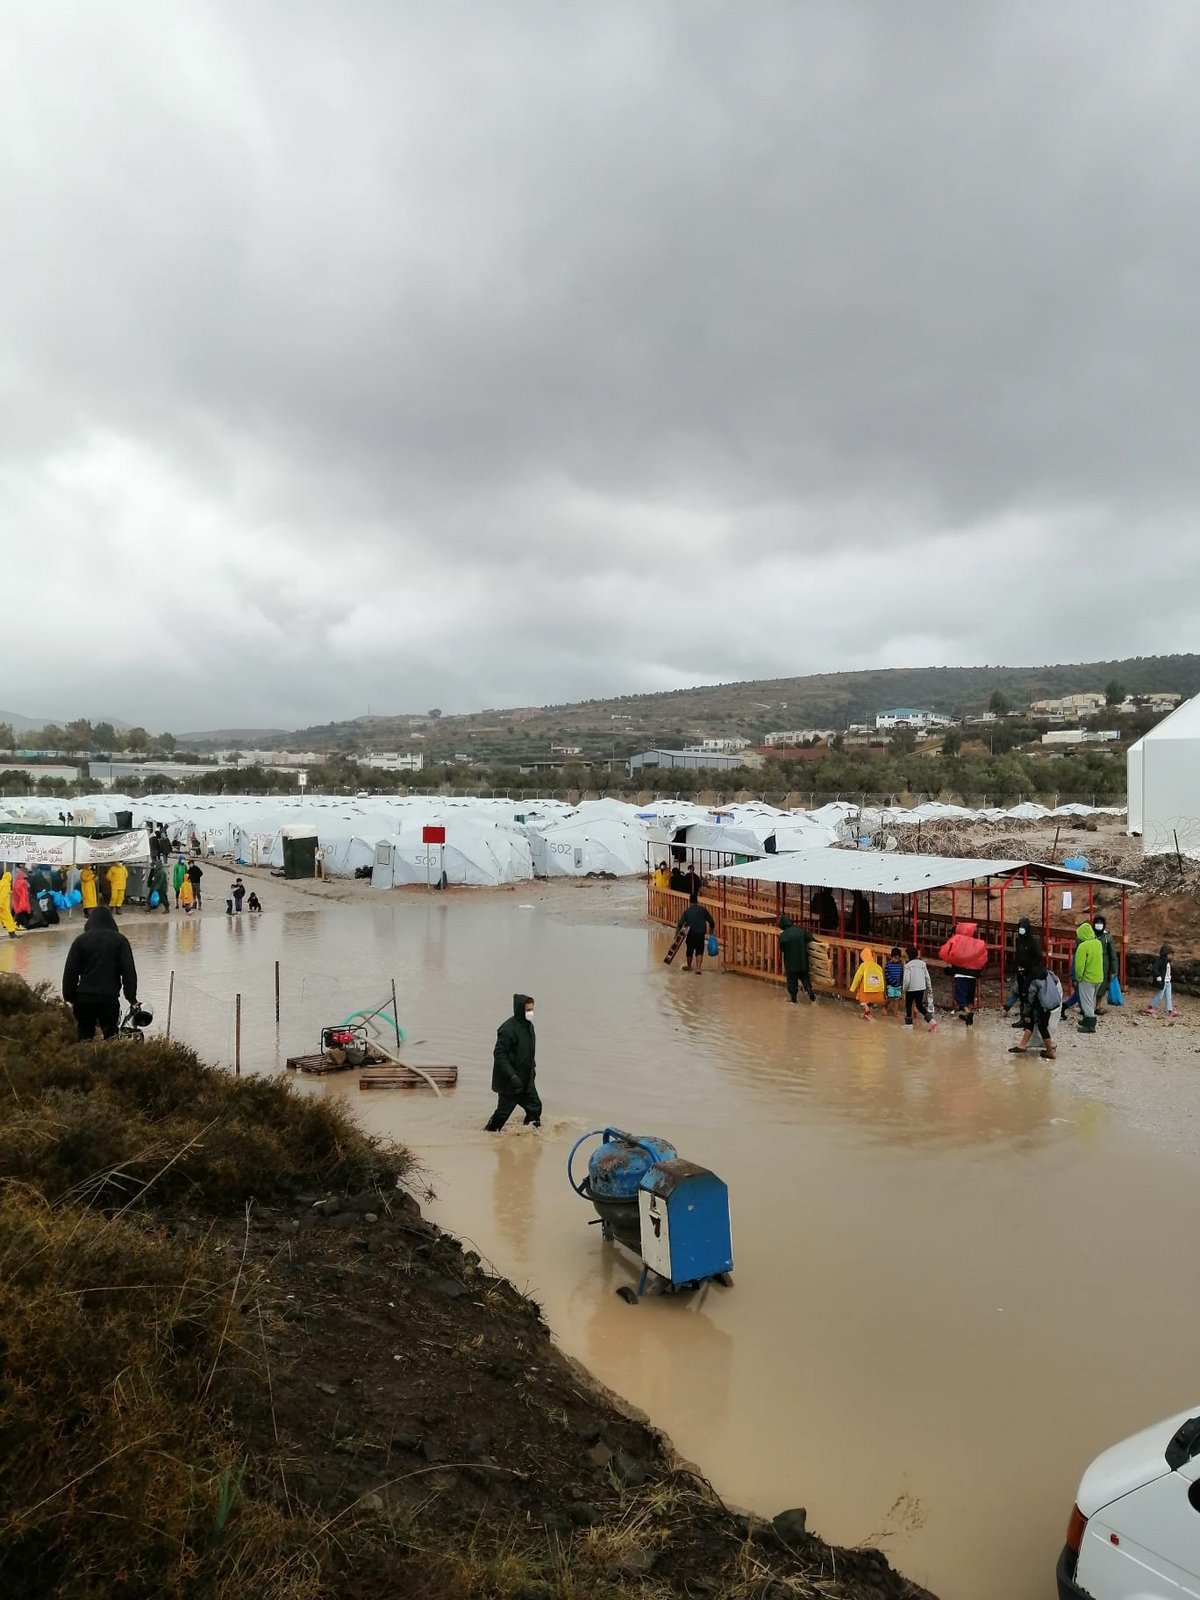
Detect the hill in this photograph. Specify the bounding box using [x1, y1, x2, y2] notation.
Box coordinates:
[179, 653, 1200, 764]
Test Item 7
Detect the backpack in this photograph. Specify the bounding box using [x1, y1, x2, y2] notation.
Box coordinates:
[1035, 971, 1063, 1012]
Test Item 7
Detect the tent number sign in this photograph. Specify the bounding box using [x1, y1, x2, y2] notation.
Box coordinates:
[422, 825, 446, 891]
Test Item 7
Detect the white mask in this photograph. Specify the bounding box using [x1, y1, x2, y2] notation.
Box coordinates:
[525, 1008, 534, 1021]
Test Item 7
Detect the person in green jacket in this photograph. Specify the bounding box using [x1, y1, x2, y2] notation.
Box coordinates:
[778, 915, 816, 1003]
[147, 861, 171, 915]
[1073, 923, 1104, 1032]
[172, 856, 187, 909]
[1091, 913, 1118, 1014]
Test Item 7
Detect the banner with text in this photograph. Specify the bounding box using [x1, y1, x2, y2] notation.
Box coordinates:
[0, 831, 151, 867]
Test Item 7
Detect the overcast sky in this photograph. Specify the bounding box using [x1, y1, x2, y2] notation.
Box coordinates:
[4, 1, 1199, 732]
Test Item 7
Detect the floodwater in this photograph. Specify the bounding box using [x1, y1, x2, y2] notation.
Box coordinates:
[5, 878, 1200, 1599]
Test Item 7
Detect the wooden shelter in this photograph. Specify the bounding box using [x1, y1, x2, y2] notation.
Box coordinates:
[648, 848, 1137, 1002]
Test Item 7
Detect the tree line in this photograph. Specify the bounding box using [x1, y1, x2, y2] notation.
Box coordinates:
[0, 720, 177, 758]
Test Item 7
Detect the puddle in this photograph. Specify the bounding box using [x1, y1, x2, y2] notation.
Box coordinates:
[6, 881, 1200, 1598]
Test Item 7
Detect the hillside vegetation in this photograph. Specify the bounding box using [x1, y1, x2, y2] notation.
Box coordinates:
[180, 653, 1198, 767]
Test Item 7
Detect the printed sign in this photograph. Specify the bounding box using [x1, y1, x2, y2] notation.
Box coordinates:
[0, 830, 151, 867]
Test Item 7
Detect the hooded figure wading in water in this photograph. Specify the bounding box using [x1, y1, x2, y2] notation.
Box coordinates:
[485, 994, 543, 1132]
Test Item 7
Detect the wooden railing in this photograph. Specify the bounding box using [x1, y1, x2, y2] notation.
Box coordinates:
[648, 878, 1117, 1002]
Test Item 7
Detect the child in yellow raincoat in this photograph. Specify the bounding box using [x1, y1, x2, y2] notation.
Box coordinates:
[80, 865, 98, 911]
[849, 946, 886, 1019]
[0, 870, 21, 937]
[179, 876, 196, 914]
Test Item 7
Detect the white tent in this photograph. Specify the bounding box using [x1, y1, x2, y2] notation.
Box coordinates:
[372, 823, 534, 887]
[529, 816, 648, 877]
[1137, 693, 1200, 857]
[1126, 737, 1144, 837]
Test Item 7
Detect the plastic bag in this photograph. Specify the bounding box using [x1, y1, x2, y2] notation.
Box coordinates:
[149, 889, 159, 907]
[707, 933, 719, 957]
[1108, 975, 1124, 1006]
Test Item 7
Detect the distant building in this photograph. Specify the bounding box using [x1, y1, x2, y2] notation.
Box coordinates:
[363, 752, 425, 772]
[627, 748, 760, 776]
[688, 737, 752, 753]
[763, 729, 835, 746]
[1041, 729, 1121, 747]
[550, 743, 583, 756]
[874, 709, 955, 731]
[1119, 692, 1182, 713]
[1030, 692, 1106, 720]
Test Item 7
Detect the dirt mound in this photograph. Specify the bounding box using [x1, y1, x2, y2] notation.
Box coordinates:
[0, 979, 932, 1600]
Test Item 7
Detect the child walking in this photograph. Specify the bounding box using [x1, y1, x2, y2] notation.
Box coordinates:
[849, 946, 886, 1019]
[883, 947, 904, 1016]
[1146, 943, 1178, 1017]
[902, 945, 937, 1030]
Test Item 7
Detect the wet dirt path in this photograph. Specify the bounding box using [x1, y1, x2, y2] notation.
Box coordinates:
[6, 877, 1199, 1598]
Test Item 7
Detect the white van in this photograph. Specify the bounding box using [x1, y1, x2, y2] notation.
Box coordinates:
[1058, 1405, 1200, 1597]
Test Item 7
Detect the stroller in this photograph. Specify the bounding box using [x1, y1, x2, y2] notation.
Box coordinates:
[118, 1002, 155, 1043]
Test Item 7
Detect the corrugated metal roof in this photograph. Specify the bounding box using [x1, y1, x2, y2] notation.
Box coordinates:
[711, 850, 1138, 893]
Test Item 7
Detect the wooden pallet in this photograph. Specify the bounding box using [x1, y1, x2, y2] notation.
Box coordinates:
[359, 1064, 458, 1091]
[286, 1053, 358, 1074]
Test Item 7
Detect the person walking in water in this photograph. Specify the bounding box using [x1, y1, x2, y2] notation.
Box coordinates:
[1010, 965, 1062, 1059]
[62, 905, 139, 1041]
[172, 855, 187, 909]
[676, 894, 715, 974]
[778, 914, 815, 1003]
[187, 859, 204, 908]
[485, 993, 542, 1132]
[902, 945, 936, 1029]
[849, 946, 886, 1018]
[939, 920, 989, 1025]
[232, 877, 246, 913]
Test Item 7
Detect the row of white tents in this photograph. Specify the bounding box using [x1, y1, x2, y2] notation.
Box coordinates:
[0, 790, 1137, 887]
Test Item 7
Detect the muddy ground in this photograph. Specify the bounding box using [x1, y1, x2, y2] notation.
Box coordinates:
[0, 975, 932, 1600]
[211, 1183, 932, 1598]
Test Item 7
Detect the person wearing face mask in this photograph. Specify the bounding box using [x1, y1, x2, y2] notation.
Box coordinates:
[1091, 913, 1118, 1013]
[485, 993, 542, 1132]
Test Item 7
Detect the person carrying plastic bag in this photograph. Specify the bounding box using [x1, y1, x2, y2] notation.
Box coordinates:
[939, 921, 989, 1026]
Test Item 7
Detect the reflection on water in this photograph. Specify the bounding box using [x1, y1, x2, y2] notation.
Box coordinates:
[5, 888, 1200, 1600]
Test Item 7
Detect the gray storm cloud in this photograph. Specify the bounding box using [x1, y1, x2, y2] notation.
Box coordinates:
[2, 0, 1198, 729]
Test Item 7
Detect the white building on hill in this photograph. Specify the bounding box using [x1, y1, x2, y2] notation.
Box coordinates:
[874, 709, 954, 731]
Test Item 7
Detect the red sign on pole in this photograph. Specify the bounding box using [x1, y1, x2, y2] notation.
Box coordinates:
[422, 825, 446, 845]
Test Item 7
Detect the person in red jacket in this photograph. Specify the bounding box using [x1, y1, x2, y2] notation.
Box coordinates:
[939, 920, 989, 1026]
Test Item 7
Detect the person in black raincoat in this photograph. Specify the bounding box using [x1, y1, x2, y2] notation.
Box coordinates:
[1006, 915, 1043, 1026]
[485, 993, 542, 1132]
[62, 905, 139, 1040]
[778, 914, 815, 1003]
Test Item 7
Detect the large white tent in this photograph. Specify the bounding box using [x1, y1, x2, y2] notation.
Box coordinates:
[528, 815, 648, 877]
[1132, 693, 1200, 857]
[371, 823, 533, 888]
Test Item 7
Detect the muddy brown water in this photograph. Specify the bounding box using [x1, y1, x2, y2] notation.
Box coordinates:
[6, 879, 1200, 1599]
